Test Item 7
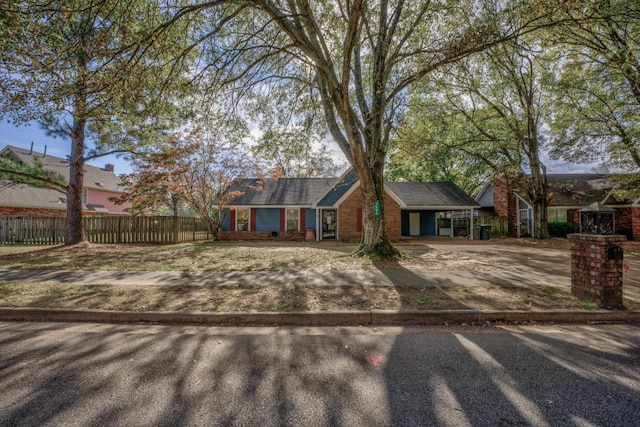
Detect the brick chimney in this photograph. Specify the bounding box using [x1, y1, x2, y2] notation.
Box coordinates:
[493, 174, 519, 237]
[105, 164, 115, 173]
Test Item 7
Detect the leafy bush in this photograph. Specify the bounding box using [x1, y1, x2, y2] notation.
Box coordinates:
[548, 221, 575, 238]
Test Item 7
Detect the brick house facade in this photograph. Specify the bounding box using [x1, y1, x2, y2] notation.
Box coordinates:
[479, 173, 640, 240]
[219, 170, 479, 242]
[492, 175, 519, 237]
[1, 145, 130, 217]
[0, 207, 66, 217]
[337, 185, 402, 242]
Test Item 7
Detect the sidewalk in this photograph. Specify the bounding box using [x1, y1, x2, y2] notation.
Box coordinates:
[0, 267, 568, 288]
[1, 268, 639, 326]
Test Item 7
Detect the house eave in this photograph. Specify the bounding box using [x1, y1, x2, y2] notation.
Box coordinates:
[311, 167, 355, 207]
[226, 205, 313, 209]
[332, 180, 361, 208]
[401, 205, 480, 211]
[0, 204, 67, 211]
[383, 184, 407, 208]
[549, 204, 638, 209]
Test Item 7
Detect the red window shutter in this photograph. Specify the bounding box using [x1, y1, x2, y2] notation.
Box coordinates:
[250, 209, 257, 232]
[300, 209, 306, 231]
[357, 208, 363, 232]
[280, 208, 286, 232]
[230, 210, 236, 232]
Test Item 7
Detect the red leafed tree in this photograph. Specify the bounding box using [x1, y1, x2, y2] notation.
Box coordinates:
[115, 132, 258, 240]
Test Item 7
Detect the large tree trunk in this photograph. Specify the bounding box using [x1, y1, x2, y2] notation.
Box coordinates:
[532, 197, 549, 239]
[65, 47, 89, 245]
[527, 162, 550, 239]
[66, 117, 87, 245]
[351, 144, 400, 258]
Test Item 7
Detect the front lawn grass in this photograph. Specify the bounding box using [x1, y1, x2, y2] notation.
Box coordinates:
[0, 280, 597, 312]
[0, 242, 373, 272]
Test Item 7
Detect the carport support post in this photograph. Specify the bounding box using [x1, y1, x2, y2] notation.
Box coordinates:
[469, 208, 475, 239]
[569, 234, 626, 309]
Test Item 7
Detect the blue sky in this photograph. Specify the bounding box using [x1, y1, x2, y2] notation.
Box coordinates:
[0, 120, 133, 174]
[1, 119, 597, 177]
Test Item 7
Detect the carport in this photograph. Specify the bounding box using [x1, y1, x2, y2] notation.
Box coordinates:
[385, 182, 481, 239]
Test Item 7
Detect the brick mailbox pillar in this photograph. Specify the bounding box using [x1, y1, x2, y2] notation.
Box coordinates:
[569, 234, 626, 309]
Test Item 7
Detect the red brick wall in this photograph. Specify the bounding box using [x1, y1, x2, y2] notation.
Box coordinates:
[493, 176, 518, 237]
[0, 207, 113, 217]
[615, 208, 633, 239]
[0, 207, 66, 217]
[633, 207, 640, 240]
[493, 176, 509, 217]
[569, 234, 626, 309]
[569, 208, 638, 240]
[567, 209, 579, 228]
[337, 187, 401, 243]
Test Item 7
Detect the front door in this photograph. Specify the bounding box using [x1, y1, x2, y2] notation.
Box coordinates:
[321, 210, 336, 240]
[409, 212, 421, 236]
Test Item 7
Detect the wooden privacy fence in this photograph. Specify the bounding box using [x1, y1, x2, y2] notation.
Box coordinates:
[0, 216, 211, 245]
[474, 216, 509, 236]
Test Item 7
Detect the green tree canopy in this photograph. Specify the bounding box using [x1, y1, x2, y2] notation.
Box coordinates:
[548, 0, 640, 171]
[251, 128, 345, 178]
[158, 0, 569, 256]
[115, 118, 260, 239]
[392, 38, 554, 238]
[0, 152, 67, 191]
[0, 0, 192, 243]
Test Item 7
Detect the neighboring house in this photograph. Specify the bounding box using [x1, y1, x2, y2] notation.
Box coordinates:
[219, 169, 480, 241]
[476, 173, 640, 239]
[0, 144, 130, 216]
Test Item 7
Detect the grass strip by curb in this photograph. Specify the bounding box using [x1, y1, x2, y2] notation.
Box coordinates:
[0, 280, 603, 313]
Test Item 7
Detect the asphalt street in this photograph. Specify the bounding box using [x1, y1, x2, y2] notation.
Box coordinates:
[1, 322, 639, 426]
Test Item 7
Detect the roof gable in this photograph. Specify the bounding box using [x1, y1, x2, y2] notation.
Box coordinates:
[315, 169, 359, 207]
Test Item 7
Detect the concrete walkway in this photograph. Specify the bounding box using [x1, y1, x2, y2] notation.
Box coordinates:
[1, 268, 638, 326]
[0, 267, 569, 288]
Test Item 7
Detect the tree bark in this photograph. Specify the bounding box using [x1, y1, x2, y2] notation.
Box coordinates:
[66, 44, 89, 245]
[532, 197, 549, 239]
[523, 161, 549, 239]
[530, 168, 549, 239]
[66, 117, 87, 245]
[351, 142, 400, 258]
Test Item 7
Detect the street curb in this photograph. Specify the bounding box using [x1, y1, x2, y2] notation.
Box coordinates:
[2, 307, 640, 326]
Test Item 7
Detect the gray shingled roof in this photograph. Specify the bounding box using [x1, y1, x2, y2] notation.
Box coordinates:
[386, 181, 479, 208]
[226, 178, 336, 206]
[0, 182, 68, 210]
[3, 145, 122, 192]
[225, 175, 478, 209]
[546, 174, 637, 206]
